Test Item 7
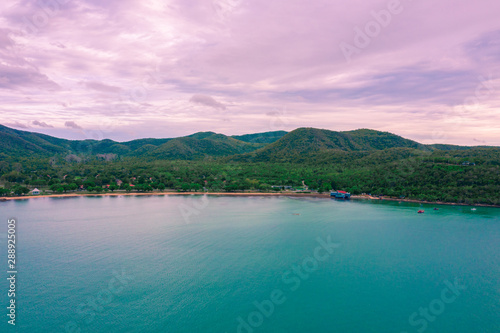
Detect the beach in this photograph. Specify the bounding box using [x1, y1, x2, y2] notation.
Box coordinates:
[2, 191, 498, 208]
[1, 191, 330, 201]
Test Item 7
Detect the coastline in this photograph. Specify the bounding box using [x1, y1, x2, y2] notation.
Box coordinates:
[0, 191, 331, 201]
[1, 191, 499, 208]
[352, 195, 500, 208]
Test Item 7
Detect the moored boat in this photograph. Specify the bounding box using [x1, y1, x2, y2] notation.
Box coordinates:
[330, 190, 351, 199]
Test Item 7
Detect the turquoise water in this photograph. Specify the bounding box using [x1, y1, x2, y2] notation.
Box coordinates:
[1, 196, 499, 333]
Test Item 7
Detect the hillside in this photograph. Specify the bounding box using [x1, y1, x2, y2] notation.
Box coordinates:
[0, 124, 69, 156]
[0, 125, 274, 160]
[144, 134, 263, 160]
[1, 125, 496, 163]
[1, 124, 500, 205]
[232, 131, 288, 144]
[230, 128, 430, 163]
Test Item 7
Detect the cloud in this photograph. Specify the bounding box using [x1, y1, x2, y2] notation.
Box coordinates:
[464, 29, 500, 63]
[3, 121, 28, 129]
[32, 120, 54, 128]
[82, 81, 122, 94]
[65, 121, 83, 130]
[0, 28, 14, 48]
[190, 94, 226, 110]
[51, 42, 67, 49]
[0, 0, 498, 145]
[0, 64, 61, 91]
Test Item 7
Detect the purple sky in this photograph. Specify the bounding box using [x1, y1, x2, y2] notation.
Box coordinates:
[1, 0, 499, 145]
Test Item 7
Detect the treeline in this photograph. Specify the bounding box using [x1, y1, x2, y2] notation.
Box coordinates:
[1, 147, 500, 205]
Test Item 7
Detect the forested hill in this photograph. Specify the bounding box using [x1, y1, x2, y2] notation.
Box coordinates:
[230, 128, 431, 162]
[1, 124, 500, 205]
[0, 124, 487, 162]
[0, 125, 286, 160]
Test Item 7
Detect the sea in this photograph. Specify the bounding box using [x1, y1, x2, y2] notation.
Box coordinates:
[1, 195, 499, 332]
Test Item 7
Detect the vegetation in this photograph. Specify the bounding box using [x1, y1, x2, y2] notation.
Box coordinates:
[0, 125, 499, 206]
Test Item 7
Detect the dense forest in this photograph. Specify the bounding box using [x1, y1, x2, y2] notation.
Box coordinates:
[1, 125, 499, 206]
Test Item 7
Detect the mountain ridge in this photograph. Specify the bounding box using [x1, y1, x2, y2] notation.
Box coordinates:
[0, 124, 494, 162]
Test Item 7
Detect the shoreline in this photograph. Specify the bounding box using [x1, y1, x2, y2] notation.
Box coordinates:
[1, 191, 499, 208]
[0, 191, 331, 201]
[352, 195, 500, 208]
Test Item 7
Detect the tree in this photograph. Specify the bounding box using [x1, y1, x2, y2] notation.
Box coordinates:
[48, 178, 61, 186]
[0, 188, 11, 197]
[318, 184, 331, 194]
[50, 184, 61, 192]
[84, 180, 96, 189]
[13, 186, 30, 196]
[259, 184, 271, 192]
[191, 183, 202, 192]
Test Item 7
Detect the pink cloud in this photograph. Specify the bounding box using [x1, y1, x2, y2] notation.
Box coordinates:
[65, 121, 82, 130]
[190, 94, 226, 110]
[81, 81, 122, 94]
[0, 0, 498, 145]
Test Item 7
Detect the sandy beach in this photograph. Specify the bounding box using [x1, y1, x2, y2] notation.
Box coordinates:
[1, 191, 499, 208]
[0, 191, 330, 201]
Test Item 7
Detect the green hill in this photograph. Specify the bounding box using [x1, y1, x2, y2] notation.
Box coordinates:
[0, 126, 264, 160]
[1, 124, 500, 205]
[144, 134, 262, 160]
[0, 124, 69, 156]
[0, 124, 497, 164]
[231, 128, 429, 163]
[232, 131, 288, 144]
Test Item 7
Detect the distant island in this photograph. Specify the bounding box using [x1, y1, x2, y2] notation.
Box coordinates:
[1, 124, 499, 206]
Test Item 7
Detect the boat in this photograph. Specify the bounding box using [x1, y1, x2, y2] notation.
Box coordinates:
[434, 208, 439, 210]
[330, 190, 351, 199]
[418, 210, 425, 214]
[471, 208, 477, 211]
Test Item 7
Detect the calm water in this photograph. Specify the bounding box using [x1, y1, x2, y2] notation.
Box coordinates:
[1, 196, 499, 333]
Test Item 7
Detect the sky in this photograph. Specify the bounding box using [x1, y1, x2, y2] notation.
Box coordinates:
[0, 0, 499, 145]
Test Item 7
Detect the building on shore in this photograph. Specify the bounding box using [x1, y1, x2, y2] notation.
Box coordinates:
[330, 190, 351, 199]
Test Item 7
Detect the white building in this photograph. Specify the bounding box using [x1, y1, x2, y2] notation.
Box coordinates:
[32, 188, 40, 195]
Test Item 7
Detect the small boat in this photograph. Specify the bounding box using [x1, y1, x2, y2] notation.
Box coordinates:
[434, 208, 439, 210]
[471, 208, 477, 211]
[418, 210, 425, 214]
[330, 190, 351, 199]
